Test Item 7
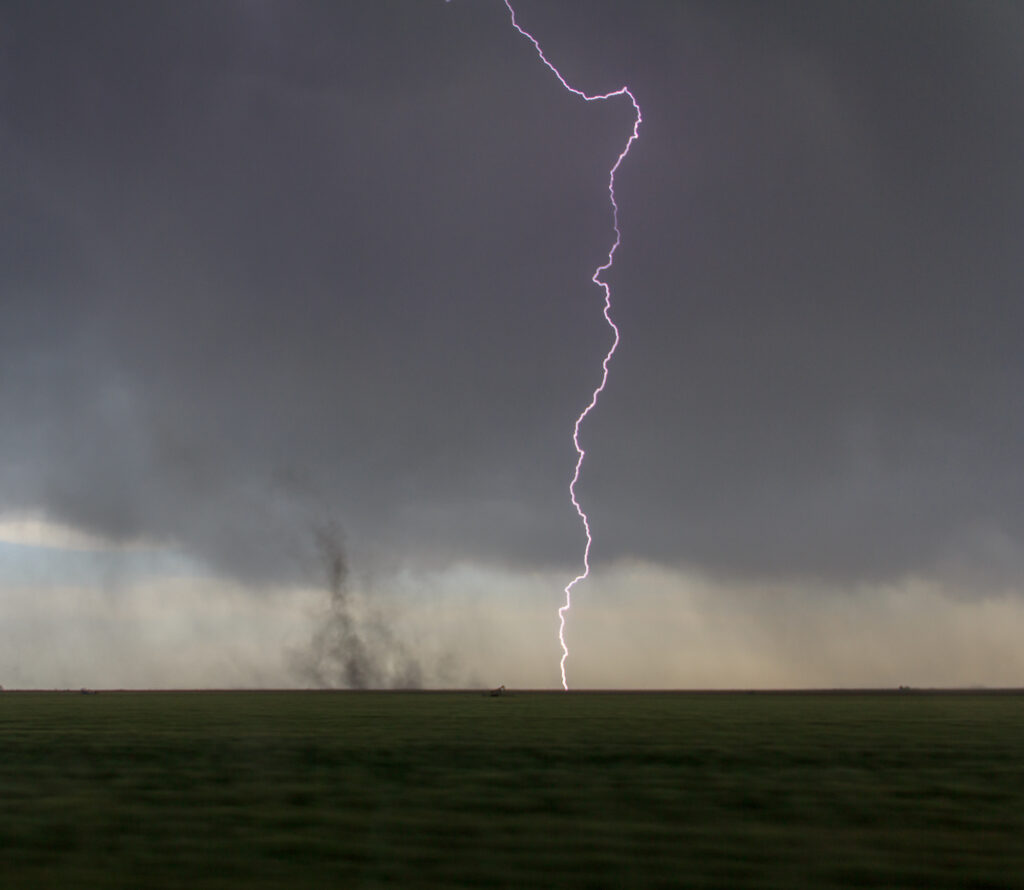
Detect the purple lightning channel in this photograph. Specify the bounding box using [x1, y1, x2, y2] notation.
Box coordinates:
[503, 1, 642, 690]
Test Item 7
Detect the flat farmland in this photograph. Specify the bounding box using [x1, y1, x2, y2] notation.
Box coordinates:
[2, 690, 1024, 888]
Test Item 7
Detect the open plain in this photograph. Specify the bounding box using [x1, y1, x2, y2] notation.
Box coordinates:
[1, 690, 1023, 888]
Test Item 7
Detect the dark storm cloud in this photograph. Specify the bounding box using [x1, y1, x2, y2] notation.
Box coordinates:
[578, 0, 1024, 584]
[2, 1, 1023, 590]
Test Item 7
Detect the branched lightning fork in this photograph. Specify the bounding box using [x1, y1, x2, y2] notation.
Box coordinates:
[503, 1, 642, 690]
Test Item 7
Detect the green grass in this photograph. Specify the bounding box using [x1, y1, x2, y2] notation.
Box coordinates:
[2, 691, 1024, 888]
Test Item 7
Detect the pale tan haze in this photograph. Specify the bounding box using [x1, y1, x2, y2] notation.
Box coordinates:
[2, 539, 1022, 689]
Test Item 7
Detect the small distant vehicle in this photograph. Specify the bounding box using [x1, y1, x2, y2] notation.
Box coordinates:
[489, 685, 506, 697]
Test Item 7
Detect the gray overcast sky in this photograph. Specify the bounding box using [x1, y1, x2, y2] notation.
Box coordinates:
[2, 1, 1024, 687]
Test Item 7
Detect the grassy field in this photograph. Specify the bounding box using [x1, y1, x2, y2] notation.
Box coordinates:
[1, 690, 1024, 888]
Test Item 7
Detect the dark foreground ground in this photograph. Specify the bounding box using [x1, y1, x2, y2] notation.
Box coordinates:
[2, 690, 1024, 888]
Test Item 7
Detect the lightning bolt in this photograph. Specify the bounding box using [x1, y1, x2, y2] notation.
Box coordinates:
[503, 1, 642, 690]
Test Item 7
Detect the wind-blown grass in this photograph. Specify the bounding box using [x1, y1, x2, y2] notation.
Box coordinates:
[1, 690, 1023, 888]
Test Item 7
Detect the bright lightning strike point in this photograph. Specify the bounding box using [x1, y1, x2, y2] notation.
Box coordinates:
[503, 2, 642, 690]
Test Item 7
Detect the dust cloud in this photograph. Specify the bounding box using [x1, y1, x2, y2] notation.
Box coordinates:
[291, 523, 422, 689]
